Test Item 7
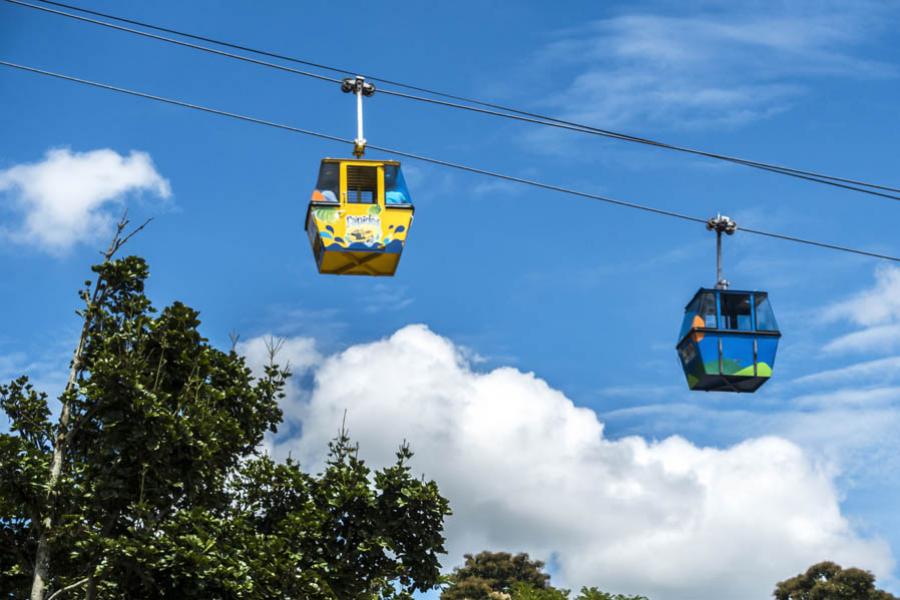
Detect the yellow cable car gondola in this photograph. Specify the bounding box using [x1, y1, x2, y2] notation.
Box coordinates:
[304, 76, 414, 276]
[305, 157, 414, 276]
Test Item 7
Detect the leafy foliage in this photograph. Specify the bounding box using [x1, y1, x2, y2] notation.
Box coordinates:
[442, 551, 649, 600]
[774, 561, 898, 600]
[508, 585, 648, 600]
[571, 588, 648, 600]
[0, 255, 450, 599]
[442, 551, 552, 600]
[510, 582, 570, 600]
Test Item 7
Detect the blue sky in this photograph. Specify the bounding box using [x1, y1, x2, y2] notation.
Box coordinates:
[2, 1, 900, 598]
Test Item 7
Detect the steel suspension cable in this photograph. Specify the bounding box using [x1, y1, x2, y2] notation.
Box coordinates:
[7, 0, 900, 201]
[2, 59, 898, 264]
[372, 88, 900, 202]
[3, 0, 342, 85]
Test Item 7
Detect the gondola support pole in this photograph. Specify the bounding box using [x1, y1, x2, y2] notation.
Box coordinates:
[707, 214, 737, 289]
[341, 76, 376, 158]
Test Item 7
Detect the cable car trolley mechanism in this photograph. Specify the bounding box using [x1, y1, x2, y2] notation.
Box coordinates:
[676, 215, 782, 393]
[305, 76, 414, 276]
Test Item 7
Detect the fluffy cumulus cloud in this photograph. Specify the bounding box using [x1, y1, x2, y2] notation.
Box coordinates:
[245, 324, 893, 600]
[530, 3, 896, 131]
[0, 148, 171, 253]
[823, 266, 900, 354]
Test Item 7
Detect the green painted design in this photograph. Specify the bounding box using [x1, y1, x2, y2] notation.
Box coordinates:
[314, 207, 339, 223]
[702, 361, 773, 377]
[687, 374, 699, 388]
[721, 358, 745, 375]
[734, 362, 772, 377]
[368, 205, 382, 216]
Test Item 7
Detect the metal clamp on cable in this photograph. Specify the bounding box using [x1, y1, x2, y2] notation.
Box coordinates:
[341, 76, 375, 157]
[707, 214, 737, 289]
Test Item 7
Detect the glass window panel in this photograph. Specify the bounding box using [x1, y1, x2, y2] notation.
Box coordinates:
[720, 293, 752, 330]
[346, 165, 378, 204]
[754, 294, 779, 331]
[678, 296, 701, 339]
[384, 165, 412, 204]
[314, 162, 340, 203]
[679, 313, 695, 340]
[698, 292, 717, 328]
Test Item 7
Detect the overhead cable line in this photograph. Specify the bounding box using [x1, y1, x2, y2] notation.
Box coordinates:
[7, 0, 900, 203]
[2, 60, 898, 264]
[3, 0, 342, 85]
[371, 88, 900, 202]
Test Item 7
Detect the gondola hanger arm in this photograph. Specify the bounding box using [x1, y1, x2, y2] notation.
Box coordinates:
[341, 76, 375, 158]
[707, 214, 737, 290]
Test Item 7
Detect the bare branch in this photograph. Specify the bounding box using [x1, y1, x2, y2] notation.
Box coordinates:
[101, 210, 130, 261]
[228, 331, 241, 353]
[264, 336, 287, 369]
[264, 336, 285, 359]
[45, 577, 89, 600]
[339, 408, 350, 442]
[113, 217, 153, 256]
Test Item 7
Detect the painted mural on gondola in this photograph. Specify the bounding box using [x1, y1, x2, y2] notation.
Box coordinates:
[305, 158, 414, 276]
[307, 203, 409, 254]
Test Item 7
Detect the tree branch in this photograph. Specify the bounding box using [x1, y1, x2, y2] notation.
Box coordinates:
[111, 217, 153, 258]
[30, 211, 152, 600]
[44, 577, 89, 600]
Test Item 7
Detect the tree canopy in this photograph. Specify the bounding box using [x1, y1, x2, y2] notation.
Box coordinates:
[774, 561, 898, 600]
[0, 249, 450, 599]
[441, 551, 552, 600]
[441, 551, 648, 600]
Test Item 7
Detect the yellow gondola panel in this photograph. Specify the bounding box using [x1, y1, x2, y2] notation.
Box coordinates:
[305, 158, 414, 276]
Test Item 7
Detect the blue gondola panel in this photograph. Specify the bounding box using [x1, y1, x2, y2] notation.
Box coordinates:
[676, 288, 781, 392]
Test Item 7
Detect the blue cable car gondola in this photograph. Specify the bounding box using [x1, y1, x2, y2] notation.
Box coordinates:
[676, 215, 782, 392]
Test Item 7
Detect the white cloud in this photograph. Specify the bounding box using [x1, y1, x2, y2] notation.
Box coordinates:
[244, 324, 892, 600]
[237, 335, 320, 379]
[0, 148, 171, 253]
[791, 356, 900, 387]
[824, 266, 900, 327]
[824, 324, 900, 355]
[822, 266, 900, 354]
[0, 336, 74, 402]
[472, 179, 520, 197]
[363, 283, 414, 314]
[529, 4, 895, 132]
[237, 334, 321, 423]
[790, 386, 900, 409]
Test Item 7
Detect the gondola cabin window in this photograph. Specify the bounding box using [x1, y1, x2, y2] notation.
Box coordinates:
[679, 291, 716, 340]
[754, 294, 779, 331]
[384, 164, 412, 205]
[312, 162, 340, 203]
[720, 293, 752, 330]
[345, 165, 378, 204]
[698, 292, 717, 328]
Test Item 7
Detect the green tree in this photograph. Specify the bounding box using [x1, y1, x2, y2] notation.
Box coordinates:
[510, 582, 569, 600]
[442, 551, 552, 600]
[774, 561, 898, 600]
[508, 584, 648, 600]
[572, 587, 648, 600]
[0, 222, 450, 599]
[442, 551, 651, 600]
